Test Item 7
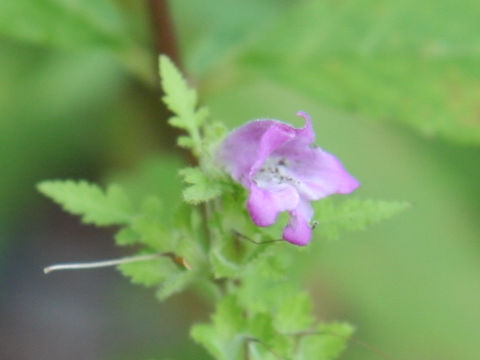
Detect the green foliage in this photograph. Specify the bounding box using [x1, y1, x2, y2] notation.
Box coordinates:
[108, 155, 185, 212]
[275, 292, 314, 333]
[191, 296, 247, 360]
[156, 270, 196, 301]
[204, 0, 480, 145]
[209, 246, 241, 279]
[192, 292, 353, 360]
[0, 0, 129, 50]
[115, 196, 173, 250]
[118, 257, 178, 287]
[314, 198, 410, 241]
[159, 55, 210, 155]
[0, 0, 154, 83]
[298, 323, 355, 360]
[179, 167, 224, 204]
[37, 55, 409, 360]
[37, 180, 133, 226]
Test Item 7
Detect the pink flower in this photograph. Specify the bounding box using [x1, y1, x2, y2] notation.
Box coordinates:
[217, 112, 359, 246]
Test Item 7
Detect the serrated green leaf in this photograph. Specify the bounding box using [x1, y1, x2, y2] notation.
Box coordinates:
[238, 276, 297, 315]
[182, 182, 221, 203]
[118, 258, 178, 287]
[244, 246, 289, 282]
[129, 196, 174, 251]
[115, 196, 179, 253]
[238, 0, 480, 145]
[179, 167, 223, 204]
[115, 226, 139, 246]
[247, 313, 294, 360]
[298, 322, 354, 360]
[214, 296, 247, 335]
[177, 135, 195, 149]
[37, 180, 133, 226]
[156, 270, 195, 301]
[275, 292, 314, 333]
[109, 155, 184, 211]
[210, 248, 240, 279]
[191, 295, 247, 360]
[203, 121, 228, 159]
[160, 55, 197, 120]
[190, 324, 220, 359]
[159, 55, 206, 154]
[314, 198, 410, 240]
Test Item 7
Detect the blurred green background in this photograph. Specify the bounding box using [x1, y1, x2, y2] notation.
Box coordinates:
[1, 0, 480, 359]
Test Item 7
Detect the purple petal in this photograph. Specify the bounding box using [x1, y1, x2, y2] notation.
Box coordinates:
[283, 201, 314, 246]
[273, 147, 360, 200]
[217, 120, 295, 186]
[292, 111, 315, 145]
[247, 183, 299, 227]
[217, 111, 360, 247]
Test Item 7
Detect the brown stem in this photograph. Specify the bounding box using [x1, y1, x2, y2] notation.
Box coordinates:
[148, 0, 198, 166]
[148, 0, 181, 66]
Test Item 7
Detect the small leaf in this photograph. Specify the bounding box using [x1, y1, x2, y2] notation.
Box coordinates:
[275, 292, 314, 333]
[115, 227, 139, 246]
[159, 55, 197, 122]
[118, 258, 177, 287]
[314, 198, 410, 240]
[38, 180, 133, 226]
[210, 248, 240, 279]
[298, 322, 355, 360]
[156, 270, 195, 301]
[159, 55, 209, 154]
[177, 135, 195, 149]
[191, 295, 247, 360]
[247, 313, 294, 359]
[179, 167, 223, 204]
[130, 196, 173, 251]
[190, 324, 220, 359]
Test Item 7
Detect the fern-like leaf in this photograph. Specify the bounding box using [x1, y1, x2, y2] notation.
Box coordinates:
[38, 180, 133, 226]
[314, 198, 410, 240]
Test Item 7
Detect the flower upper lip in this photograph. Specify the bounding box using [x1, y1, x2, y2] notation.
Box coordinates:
[217, 111, 359, 246]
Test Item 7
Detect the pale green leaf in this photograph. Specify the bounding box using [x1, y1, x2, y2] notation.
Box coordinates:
[115, 197, 176, 251]
[298, 322, 354, 360]
[314, 198, 410, 240]
[115, 227, 139, 246]
[275, 292, 314, 333]
[179, 167, 223, 204]
[190, 324, 220, 359]
[159, 55, 213, 155]
[210, 248, 240, 279]
[129, 196, 173, 251]
[37, 180, 133, 226]
[247, 313, 294, 359]
[156, 270, 195, 301]
[159, 55, 205, 153]
[177, 135, 195, 149]
[118, 258, 178, 287]
[236, 0, 480, 145]
[159, 55, 197, 121]
[191, 295, 247, 360]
